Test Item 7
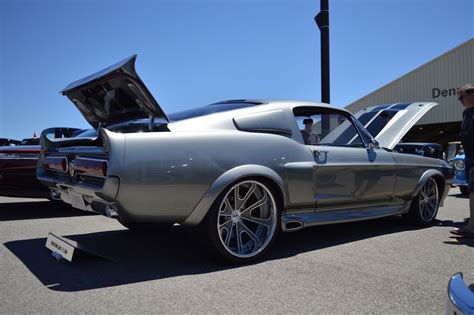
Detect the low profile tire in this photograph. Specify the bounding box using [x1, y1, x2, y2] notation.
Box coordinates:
[206, 179, 281, 263]
[460, 186, 469, 196]
[407, 177, 440, 226]
[117, 219, 171, 233]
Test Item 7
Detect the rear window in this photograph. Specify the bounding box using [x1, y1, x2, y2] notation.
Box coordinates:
[75, 129, 97, 137]
[168, 102, 263, 122]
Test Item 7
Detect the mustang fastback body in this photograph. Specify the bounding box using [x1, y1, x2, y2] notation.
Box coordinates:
[37, 55, 453, 262]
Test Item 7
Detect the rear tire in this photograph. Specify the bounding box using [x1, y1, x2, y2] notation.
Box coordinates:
[407, 177, 440, 226]
[460, 186, 469, 196]
[205, 179, 281, 264]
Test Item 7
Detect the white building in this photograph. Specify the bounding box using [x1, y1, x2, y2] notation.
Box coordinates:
[345, 38, 474, 146]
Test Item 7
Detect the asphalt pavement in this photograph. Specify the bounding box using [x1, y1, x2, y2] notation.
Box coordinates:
[1, 189, 473, 313]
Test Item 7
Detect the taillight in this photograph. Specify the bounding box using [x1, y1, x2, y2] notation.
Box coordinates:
[73, 157, 108, 177]
[42, 157, 68, 172]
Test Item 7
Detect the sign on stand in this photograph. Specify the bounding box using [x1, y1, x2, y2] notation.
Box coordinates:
[45, 232, 117, 262]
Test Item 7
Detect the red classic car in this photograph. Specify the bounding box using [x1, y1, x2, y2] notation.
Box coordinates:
[0, 128, 83, 198]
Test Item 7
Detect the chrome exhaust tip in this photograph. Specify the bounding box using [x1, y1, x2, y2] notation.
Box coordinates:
[50, 189, 62, 201]
[105, 205, 119, 218]
[284, 220, 304, 232]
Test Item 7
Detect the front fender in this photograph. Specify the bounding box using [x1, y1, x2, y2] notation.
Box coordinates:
[412, 169, 449, 206]
[181, 164, 286, 226]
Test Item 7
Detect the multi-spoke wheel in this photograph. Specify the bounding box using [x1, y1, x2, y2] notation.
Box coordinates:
[407, 177, 440, 226]
[207, 179, 280, 263]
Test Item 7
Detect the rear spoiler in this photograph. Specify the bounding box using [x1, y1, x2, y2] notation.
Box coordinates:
[40, 129, 107, 153]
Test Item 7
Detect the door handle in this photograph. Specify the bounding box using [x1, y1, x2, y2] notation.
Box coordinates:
[313, 150, 328, 164]
[313, 150, 328, 156]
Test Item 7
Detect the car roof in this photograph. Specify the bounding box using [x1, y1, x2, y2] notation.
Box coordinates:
[212, 99, 351, 114]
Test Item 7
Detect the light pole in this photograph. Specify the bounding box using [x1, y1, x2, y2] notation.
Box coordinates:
[315, 0, 330, 136]
[315, 0, 330, 104]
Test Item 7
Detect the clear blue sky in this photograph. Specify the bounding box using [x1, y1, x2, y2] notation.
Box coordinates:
[0, 0, 472, 140]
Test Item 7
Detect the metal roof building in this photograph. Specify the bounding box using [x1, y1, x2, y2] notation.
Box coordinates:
[345, 38, 474, 146]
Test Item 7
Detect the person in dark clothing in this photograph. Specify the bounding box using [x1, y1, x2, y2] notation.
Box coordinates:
[452, 84, 474, 237]
[301, 118, 320, 145]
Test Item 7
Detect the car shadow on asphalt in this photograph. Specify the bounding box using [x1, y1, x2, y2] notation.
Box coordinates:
[450, 193, 469, 199]
[5, 216, 460, 292]
[0, 201, 96, 221]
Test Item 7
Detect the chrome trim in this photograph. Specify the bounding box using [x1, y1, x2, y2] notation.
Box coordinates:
[282, 204, 406, 231]
[75, 156, 109, 163]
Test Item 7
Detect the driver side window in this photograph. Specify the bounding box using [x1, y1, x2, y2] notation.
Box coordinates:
[293, 107, 364, 147]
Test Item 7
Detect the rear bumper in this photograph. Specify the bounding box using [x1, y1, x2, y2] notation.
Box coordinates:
[37, 171, 121, 215]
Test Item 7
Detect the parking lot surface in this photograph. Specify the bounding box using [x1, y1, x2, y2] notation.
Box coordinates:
[1, 190, 473, 313]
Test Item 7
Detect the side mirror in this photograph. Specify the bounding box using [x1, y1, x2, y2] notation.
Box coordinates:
[366, 140, 379, 151]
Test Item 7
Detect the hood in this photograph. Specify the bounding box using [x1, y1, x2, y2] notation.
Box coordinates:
[353, 102, 438, 150]
[61, 55, 168, 128]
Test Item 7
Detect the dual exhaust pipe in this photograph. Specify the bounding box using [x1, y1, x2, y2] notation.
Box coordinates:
[50, 189, 119, 219]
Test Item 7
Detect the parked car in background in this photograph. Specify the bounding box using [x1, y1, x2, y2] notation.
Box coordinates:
[393, 142, 444, 159]
[0, 138, 20, 146]
[37, 55, 453, 263]
[452, 153, 469, 196]
[447, 141, 463, 162]
[445, 141, 468, 196]
[0, 127, 82, 198]
[446, 273, 474, 314]
[17, 137, 40, 146]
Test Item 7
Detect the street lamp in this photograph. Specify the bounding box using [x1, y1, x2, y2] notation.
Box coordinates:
[315, 0, 330, 136]
[314, 0, 330, 104]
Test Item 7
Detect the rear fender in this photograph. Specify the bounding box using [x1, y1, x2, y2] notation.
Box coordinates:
[182, 164, 286, 226]
[100, 128, 126, 175]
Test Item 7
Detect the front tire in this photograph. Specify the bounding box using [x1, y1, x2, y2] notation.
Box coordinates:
[407, 177, 440, 226]
[206, 179, 281, 263]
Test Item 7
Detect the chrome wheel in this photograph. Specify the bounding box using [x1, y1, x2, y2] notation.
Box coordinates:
[216, 180, 278, 259]
[418, 178, 439, 222]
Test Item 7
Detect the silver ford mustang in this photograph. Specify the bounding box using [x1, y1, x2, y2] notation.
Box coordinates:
[37, 55, 453, 263]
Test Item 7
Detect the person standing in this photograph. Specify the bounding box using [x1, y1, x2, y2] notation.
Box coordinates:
[452, 84, 474, 237]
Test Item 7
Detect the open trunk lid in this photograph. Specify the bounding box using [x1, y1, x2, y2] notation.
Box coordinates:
[353, 102, 438, 150]
[61, 55, 168, 128]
